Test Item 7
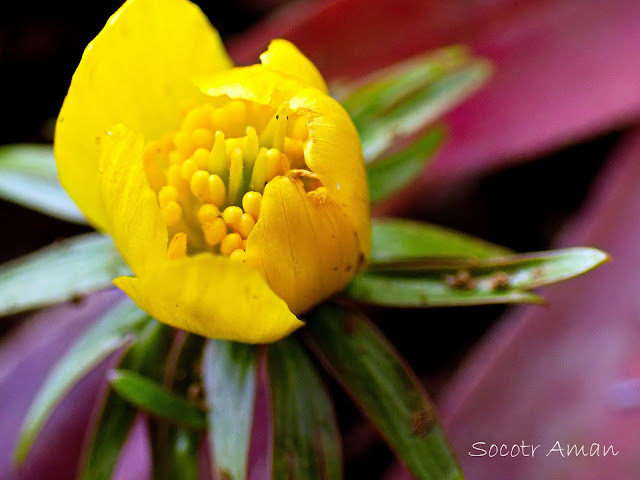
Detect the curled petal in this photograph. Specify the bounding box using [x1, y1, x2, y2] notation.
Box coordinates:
[55, 0, 232, 229]
[114, 254, 303, 343]
[289, 89, 371, 257]
[197, 39, 326, 106]
[247, 176, 362, 315]
[99, 125, 167, 277]
[196, 65, 306, 108]
[259, 39, 328, 94]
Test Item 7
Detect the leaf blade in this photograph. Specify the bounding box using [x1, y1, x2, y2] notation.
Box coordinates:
[79, 321, 174, 480]
[13, 299, 149, 464]
[109, 369, 207, 430]
[268, 337, 342, 480]
[203, 340, 258, 480]
[0, 144, 85, 223]
[339, 46, 491, 162]
[0, 233, 130, 316]
[367, 129, 444, 204]
[304, 304, 463, 480]
[371, 218, 512, 262]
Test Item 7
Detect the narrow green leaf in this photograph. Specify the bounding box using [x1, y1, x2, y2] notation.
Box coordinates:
[149, 334, 205, 480]
[339, 46, 491, 162]
[347, 273, 542, 307]
[0, 144, 85, 223]
[351, 247, 607, 307]
[371, 218, 511, 262]
[109, 369, 207, 430]
[268, 337, 342, 480]
[367, 129, 444, 204]
[79, 321, 174, 480]
[203, 340, 258, 480]
[14, 299, 149, 464]
[304, 304, 463, 480]
[0, 233, 130, 316]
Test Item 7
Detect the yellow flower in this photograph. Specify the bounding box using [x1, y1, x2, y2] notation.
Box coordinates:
[54, 0, 371, 343]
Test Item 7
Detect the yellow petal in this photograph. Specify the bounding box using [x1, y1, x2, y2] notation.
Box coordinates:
[259, 39, 328, 94]
[246, 176, 363, 315]
[197, 65, 306, 108]
[114, 253, 303, 343]
[99, 124, 167, 277]
[55, 0, 232, 230]
[289, 89, 371, 258]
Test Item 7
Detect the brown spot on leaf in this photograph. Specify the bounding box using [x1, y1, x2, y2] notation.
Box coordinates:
[410, 407, 434, 437]
[488, 271, 510, 290]
[445, 270, 476, 290]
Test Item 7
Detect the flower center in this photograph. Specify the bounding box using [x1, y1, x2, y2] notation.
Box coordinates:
[143, 98, 317, 262]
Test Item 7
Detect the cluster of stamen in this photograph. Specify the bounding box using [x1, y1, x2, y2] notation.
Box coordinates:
[143, 98, 312, 261]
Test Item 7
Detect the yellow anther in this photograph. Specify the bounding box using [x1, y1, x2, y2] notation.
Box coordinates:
[203, 217, 227, 246]
[227, 148, 244, 205]
[220, 232, 243, 256]
[226, 99, 247, 136]
[208, 130, 226, 175]
[208, 174, 226, 207]
[192, 148, 211, 170]
[190, 170, 212, 202]
[250, 148, 268, 192]
[222, 206, 243, 229]
[315, 186, 329, 196]
[167, 232, 187, 260]
[229, 249, 247, 262]
[197, 204, 220, 224]
[166, 164, 184, 190]
[265, 148, 290, 182]
[192, 128, 215, 150]
[183, 105, 212, 132]
[212, 108, 230, 135]
[180, 158, 198, 180]
[284, 137, 305, 168]
[174, 131, 195, 158]
[168, 151, 184, 166]
[162, 200, 182, 226]
[237, 213, 256, 239]
[242, 191, 262, 220]
[158, 185, 178, 208]
[288, 115, 308, 140]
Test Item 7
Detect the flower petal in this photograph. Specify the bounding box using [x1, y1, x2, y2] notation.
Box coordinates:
[55, 0, 232, 230]
[99, 125, 167, 277]
[114, 254, 303, 343]
[197, 39, 327, 106]
[196, 65, 306, 108]
[289, 89, 371, 257]
[259, 39, 328, 94]
[246, 176, 362, 315]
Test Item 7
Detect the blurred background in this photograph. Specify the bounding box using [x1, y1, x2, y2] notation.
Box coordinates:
[2, 1, 640, 479]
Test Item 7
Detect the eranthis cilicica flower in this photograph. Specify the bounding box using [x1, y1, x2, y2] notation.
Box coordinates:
[54, 0, 371, 343]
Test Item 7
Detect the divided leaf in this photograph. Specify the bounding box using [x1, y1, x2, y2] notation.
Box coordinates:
[14, 299, 149, 464]
[367, 129, 444, 204]
[0, 233, 129, 317]
[338, 46, 491, 162]
[0, 144, 85, 223]
[268, 337, 342, 480]
[79, 321, 174, 480]
[203, 340, 258, 480]
[305, 303, 463, 480]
